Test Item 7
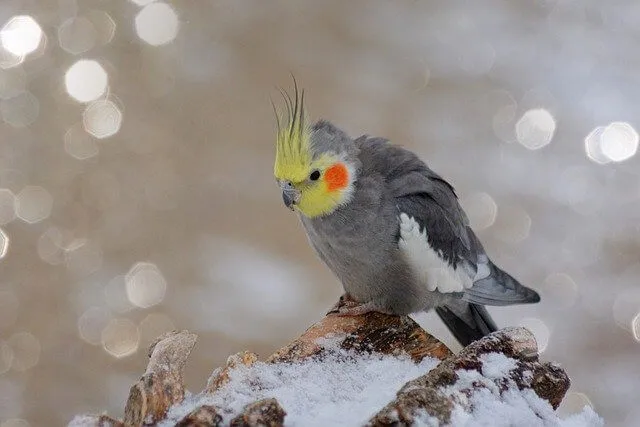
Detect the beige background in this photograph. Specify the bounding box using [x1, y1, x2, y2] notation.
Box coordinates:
[0, 1, 638, 426]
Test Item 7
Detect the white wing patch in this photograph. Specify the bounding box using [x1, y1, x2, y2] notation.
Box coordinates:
[398, 213, 474, 293]
[474, 253, 491, 282]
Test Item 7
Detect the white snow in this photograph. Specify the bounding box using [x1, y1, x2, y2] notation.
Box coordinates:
[68, 416, 97, 427]
[480, 352, 518, 379]
[448, 387, 602, 427]
[442, 353, 603, 427]
[161, 345, 439, 427]
[155, 346, 603, 427]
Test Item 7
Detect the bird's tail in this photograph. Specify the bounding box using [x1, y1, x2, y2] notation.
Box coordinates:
[463, 261, 540, 306]
[435, 301, 498, 347]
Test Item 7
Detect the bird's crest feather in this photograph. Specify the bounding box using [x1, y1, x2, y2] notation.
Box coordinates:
[273, 79, 312, 182]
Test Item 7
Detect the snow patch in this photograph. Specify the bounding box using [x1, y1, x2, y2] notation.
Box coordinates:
[480, 352, 518, 379]
[161, 347, 439, 427]
[155, 347, 602, 427]
[443, 354, 603, 427]
[448, 388, 602, 427]
[68, 416, 99, 427]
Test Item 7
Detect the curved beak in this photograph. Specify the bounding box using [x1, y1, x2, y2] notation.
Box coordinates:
[281, 186, 300, 210]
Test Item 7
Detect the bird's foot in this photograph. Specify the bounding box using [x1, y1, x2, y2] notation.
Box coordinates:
[327, 294, 379, 317]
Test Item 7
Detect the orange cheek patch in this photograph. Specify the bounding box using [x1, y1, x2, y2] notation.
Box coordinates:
[324, 163, 349, 192]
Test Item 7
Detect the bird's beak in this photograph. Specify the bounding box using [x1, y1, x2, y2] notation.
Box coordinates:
[281, 186, 300, 211]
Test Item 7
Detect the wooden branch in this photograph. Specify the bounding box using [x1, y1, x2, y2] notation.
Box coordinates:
[175, 405, 223, 427]
[70, 301, 572, 427]
[229, 399, 287, 427]
[267, 311, 452, 363]
[206, 351, 259, 394]
[368, 327, 570, 426]
[123, 330, 198, 427]
[68, 415, 124, 427]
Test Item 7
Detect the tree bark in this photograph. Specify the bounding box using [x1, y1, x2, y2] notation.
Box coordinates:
[123, 330, 198, 427]
[175, 406, 223, 427]
[229, 399, 287, 427]
[71, 305, 570, 427]
[367, 327, 570, 426]
[267, 311, 452, 364]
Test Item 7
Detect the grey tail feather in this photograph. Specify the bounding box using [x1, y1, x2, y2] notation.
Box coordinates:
[463, 262, 541, 306]
[435, 303, 498, 347]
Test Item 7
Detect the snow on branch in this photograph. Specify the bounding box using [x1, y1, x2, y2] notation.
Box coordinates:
[69, 303, 602, 427]
[368, 327, 569, 425]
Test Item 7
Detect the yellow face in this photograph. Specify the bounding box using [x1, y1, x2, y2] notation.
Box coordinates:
[276, 154, 353, 218]
[273, 83, 353, 218]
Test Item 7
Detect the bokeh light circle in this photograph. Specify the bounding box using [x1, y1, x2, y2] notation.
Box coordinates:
[125, 262, 167, 308]
[16, 186, 53, 224]
[130, 0, 157, 6]
[58, 17, 97, 55]
[515, 108, 556, 150]
[0, 228, 9, 259]
[65, 59, 108, 103]
[82, 99, 123, 139]
[78, 306, 111, 345]
[86, 10, 116, 46]
[135, 3, 179, 46]
[0, 189, 16, 225]
[101, 318, 139, 358]
[584, 126, 610, 164]
[462, 192, 498, 231]
[64, 123, 99, 160]
[632, 313, 640, 342]
[0, 16, 43, 57]
[600, 121, 638, 162]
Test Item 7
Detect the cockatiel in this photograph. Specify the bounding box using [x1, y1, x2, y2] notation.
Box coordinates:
[273, 85, 540, 346]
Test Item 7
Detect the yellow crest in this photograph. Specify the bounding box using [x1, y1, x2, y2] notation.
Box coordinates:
[273, 81, 312, 182]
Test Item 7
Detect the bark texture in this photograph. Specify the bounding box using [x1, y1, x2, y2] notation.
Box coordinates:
[368, 327, 570, 426]
[123, 330, 198, 427]
[229, 399, 287, 427]
[267, 311, 452, 363]
[70, 304, 570, 427]
[175, 406, 223, 427]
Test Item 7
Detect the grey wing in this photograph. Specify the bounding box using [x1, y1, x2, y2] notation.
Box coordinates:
[394, 176, 486, 293]
[356, 136, 539, 305]
[396, 170, 539, 305]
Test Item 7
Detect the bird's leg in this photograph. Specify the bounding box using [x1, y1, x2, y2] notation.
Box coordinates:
[331, 301, 380, 317]
[327, 293, 380, 317]
[326, 293, 357, 314]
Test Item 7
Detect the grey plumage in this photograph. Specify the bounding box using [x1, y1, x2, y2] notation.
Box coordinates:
[298, 120, 540, 346]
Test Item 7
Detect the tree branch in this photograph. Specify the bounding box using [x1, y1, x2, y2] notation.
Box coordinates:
[368, 327, 570, 426]
[70, 306, 571, 427]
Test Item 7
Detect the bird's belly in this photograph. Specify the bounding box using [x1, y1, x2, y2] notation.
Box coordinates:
[309, 233, 435, 315]
[301, 208, 447, 315]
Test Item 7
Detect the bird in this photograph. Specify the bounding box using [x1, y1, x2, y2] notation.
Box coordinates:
[272, 84, 540, 347]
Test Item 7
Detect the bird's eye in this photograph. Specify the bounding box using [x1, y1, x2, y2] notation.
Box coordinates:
[309, 170, 321, 181]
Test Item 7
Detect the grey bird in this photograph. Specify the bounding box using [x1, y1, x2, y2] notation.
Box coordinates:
[273, 88, 540, 346]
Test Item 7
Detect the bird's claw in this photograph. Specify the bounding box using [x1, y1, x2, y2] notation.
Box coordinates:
[326, 295, 378, 317]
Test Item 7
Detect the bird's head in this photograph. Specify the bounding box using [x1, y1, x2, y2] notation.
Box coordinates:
[273, 85, 359, 218]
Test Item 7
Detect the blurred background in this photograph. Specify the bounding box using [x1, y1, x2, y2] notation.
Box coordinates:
[0, 0, 638, 425]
